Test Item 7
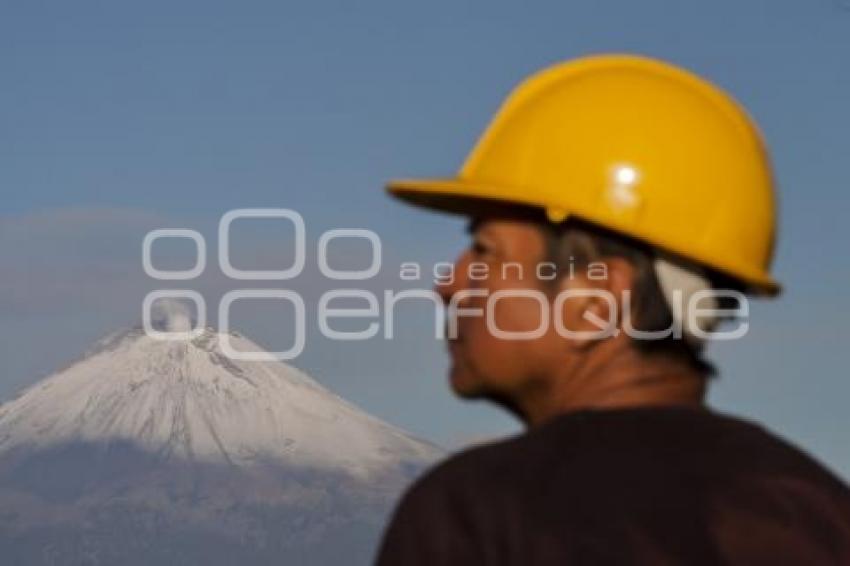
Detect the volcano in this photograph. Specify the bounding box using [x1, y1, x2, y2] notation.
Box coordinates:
[0, 306, 439, 565]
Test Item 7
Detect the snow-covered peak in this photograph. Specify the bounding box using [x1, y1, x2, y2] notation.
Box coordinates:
[0, 325, 440, 478]
[149, 297, 194, 332]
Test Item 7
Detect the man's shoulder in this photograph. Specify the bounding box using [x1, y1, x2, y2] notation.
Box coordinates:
[405, 433, 529, 501]
[401, 412, 595, 506]
[408, 407, 850, 502]
[382, 408, 850, 565]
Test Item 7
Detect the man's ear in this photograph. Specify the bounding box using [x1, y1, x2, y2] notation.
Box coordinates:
[555, 257, 637, 350]
[601, 257, 638, 299]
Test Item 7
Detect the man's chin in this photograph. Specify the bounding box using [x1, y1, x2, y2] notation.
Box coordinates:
[448, 367, 487, 399]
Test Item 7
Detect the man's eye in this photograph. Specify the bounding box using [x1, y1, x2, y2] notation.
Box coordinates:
[471, 241, 489, 255]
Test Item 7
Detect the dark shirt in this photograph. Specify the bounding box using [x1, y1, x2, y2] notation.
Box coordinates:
[377, 407, 850, 565]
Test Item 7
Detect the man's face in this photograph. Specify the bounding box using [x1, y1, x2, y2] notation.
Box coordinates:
[435, 217, 570, 402]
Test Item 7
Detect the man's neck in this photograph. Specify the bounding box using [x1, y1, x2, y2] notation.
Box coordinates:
[520, 340, 707, 428]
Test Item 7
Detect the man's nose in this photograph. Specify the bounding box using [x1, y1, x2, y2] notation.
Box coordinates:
[434, 253, 468, 306]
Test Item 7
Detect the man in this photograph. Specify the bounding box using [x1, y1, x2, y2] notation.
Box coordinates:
[376, 55, 850, 564]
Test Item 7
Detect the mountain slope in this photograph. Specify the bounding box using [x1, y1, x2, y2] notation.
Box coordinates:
[0, 310, 440, 565]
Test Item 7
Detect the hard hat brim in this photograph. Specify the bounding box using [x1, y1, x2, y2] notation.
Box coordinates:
[388, 177, 554, 217]
[387, 177, 782, 297]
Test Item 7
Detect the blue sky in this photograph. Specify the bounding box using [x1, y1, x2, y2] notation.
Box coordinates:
[2, 0, 850, 475]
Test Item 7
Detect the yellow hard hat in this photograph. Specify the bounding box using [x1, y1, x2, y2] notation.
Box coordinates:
[388, 54, 780, 296]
